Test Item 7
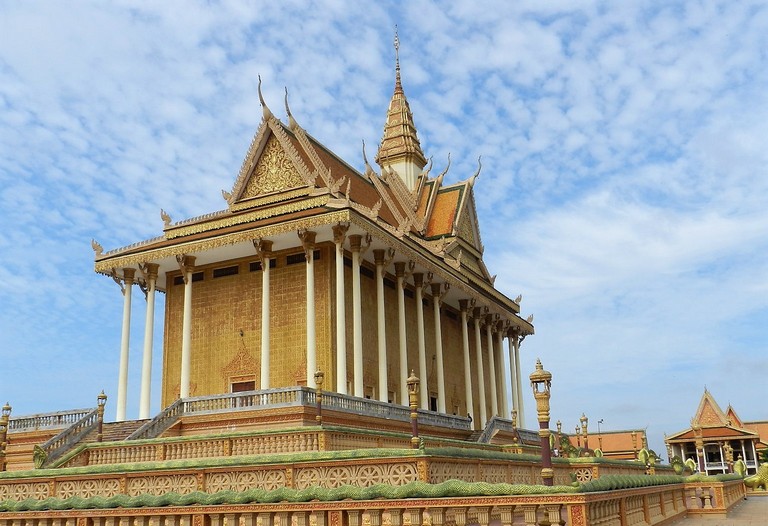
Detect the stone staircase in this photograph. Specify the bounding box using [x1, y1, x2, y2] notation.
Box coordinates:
[80, 420, 149, 443]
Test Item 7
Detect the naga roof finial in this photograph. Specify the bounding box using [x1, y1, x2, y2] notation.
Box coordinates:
[469, 156, 482, 187]
[284, 87, 298, 130]
[362, 139, 375, 177]
[257, 75, 273, 120]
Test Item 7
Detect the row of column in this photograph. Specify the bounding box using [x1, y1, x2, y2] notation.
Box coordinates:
[114, 230, 527, 428]
[115, 263, 160, 422]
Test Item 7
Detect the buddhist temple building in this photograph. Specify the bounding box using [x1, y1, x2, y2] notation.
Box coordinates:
[665, 389, 767, 475]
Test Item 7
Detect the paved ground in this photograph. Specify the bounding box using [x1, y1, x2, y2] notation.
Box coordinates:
[670, 496, 768, 525]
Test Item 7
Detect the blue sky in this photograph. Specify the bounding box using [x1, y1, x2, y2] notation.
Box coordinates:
[1, 1, 766, 455]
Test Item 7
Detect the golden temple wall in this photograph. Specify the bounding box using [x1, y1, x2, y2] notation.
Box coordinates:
[162, 242, 494, 418]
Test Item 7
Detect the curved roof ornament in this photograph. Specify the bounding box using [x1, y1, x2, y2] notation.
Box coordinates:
[468, 156, 482, 187]
[284, 87, 298, 130]
[362, 139, 375, 177]
[257, 75, 273, 120]
[436, 153, 451, 185]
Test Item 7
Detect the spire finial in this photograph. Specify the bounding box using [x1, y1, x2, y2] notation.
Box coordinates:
[394, 25, 402, 93]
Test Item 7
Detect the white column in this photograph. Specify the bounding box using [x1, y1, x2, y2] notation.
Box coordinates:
[139, 263, 159, 420]
[374, 250, 388, 402]
[350, 234, 364, 397]
[459, 300, 473, 421]
[255, 240, 273, 389]
[431, 282, 446, 413]
[513, 331, 526, 428]
[179, 255, 196, 399]
[507, 331, 519, 418]
[473, 308, 487, 427]
[116, 267, 136, 422]
[332, 224, 349, 394]
[414, 273, 428, 410]
[496, 327, 509, 419]
[299, 231, 317, 388]
[395, 262, 408, 405]
[485, 316, 498, 417]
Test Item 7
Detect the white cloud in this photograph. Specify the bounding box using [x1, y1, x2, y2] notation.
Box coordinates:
[0, 1, 766, 455]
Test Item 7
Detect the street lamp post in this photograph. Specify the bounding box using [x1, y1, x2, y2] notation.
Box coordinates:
[407, 371, 420, 449]
[530, 359, 553, 486]
[314, 370, 325, 425]
[96, 391, 107, 442]
[0, 402, 11, 472]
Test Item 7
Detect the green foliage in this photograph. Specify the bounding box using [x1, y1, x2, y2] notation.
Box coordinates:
[0, 480, 577, 512]
[760, 449, 768, 464]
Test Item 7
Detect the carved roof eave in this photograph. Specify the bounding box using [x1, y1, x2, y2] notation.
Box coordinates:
[665, 425, 761, 442]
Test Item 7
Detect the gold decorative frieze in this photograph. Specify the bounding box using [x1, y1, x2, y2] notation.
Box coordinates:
[230, 187, 314, 213]
[95, 210, 352, 271]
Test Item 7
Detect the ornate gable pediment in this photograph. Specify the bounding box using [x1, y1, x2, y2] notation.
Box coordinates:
[227, 119, 317, 211]
[693, 390, 728, 427]
[454, 189, 483, 254]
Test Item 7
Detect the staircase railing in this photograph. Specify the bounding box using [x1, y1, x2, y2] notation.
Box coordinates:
[8, 408, 92, 432]
[38, 407, 99, 467]
[476, 415, 538, 444]
[126, 387, 471, 441]
[126, 398, 184, 440]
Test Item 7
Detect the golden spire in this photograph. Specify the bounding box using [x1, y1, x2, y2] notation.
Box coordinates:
[375, 27, 427, 189]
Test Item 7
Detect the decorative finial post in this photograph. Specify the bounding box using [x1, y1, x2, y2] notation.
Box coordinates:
[96, 391, 107, 442]
[576, 426, 582, 448]
[314, 370, 325, 425]
[529, 359, 553, 486]
[597, 419, 604, 451]
[393, 25, 403, 93]
[407, 371, 420, 449]
[580, 413, 589, 453]
[693, 424, 705, 473]
[0, 402, 11, 471]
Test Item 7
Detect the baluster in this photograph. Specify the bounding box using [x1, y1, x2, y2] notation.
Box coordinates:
[146, 517, 161, 526]
[405, 509, 422, 526]
[497, 506, 513, 526]
[347, 511, 361, 526]
[545, 505, 562, 526]
[429, 508, 444, 526]
[293, 512, 308, 526]
[38, 519, 51, 526]
[118, 517, 130, 526]
[367, 510, 382, 526]
[180, 516, 191, 526]
[256, 512, 273, 526]
[240, 513, 254, 526]
[389, 509, 403, 526]
[274, 512, 289, 526]
[473, 507, 490, 526]
[224, 515, 238, 526]
[520, 505, 538, 526]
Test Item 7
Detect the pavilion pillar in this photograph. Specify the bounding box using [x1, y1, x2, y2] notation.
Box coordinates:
[431, 282, 446, 413]
[298, 230, 317, 388]
[413, 273, 428, 410]
[374, 249, 388, 402]
[496, 324, 509, 419]
[506, 331, 519, 419]
[349, 234, 364, 397]
[178, 255, 196, 399]
[511, 329, 526, 428]
[459, 300, 474, 424]
[254, 240, 273, 389]
[332, 224, 349, 394]
[138, 263, 159, 420]
[473, 307, 487, 427]
[116, 267, 136, 421]
[485, 315, 499, 417]
[395, 262, 409, 405]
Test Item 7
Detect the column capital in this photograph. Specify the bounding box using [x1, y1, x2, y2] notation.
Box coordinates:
[472, 306, 483, 319]
[253, 238, 273, 255]
[175, 255, 196, 284]
[332, 222, 350, 244]
[459, 299, 470, 312]
[394, 261, 406, 277]
[412, 272, 424, 288]
[373, 248, 386, 265]
[140, 262, 159, 280]
[348, 233, 363, 251]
